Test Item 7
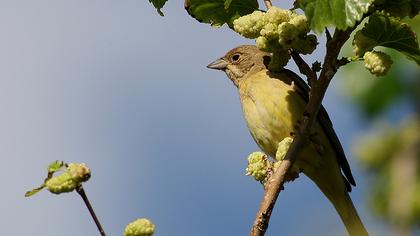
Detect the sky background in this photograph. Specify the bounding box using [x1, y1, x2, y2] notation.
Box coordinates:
[0, 1, 398, 235]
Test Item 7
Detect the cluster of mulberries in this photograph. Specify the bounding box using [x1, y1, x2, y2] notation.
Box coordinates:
[233, 7, 317, 69]
[275, 137, 294, 161]
[124, 218, 155, 236]
[352, 30, 393, 77]
[45, 163, 91, 194]
[363, 51, 393, 76]
[374, 0, 418, 19]
[246, 152, 272, 182]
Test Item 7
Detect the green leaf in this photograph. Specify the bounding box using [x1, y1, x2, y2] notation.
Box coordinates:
[296, 0, 373, 33]
[48, 161, 65, 174]
[149, 0, 168, 16]
[185, 0, 259, 28]
[358, 13, 420, 65]
[312, 61, 322, 72]
[25, 184, 46, 197]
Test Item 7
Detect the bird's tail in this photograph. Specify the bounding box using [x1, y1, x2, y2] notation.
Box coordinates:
[301, 144, 369, 235]
[304, 159, 369, 235]
[321, 186, 369, 236]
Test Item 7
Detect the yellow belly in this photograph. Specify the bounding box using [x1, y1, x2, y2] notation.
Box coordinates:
[238, 70, 306, 157]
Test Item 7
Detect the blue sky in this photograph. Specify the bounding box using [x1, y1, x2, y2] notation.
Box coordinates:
[0, 1, 392, 235]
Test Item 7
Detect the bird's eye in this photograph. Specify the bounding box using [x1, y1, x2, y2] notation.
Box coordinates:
[231, 54, 240, 61]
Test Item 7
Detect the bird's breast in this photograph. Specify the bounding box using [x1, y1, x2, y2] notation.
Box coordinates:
[238, 71, 306, 157]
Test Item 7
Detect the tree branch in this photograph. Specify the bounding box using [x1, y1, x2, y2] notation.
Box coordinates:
[77, 186, 107, 236]
[337, 57, 351, 67]
[291, 50, 317, 86]
[250, 28, 352, 236]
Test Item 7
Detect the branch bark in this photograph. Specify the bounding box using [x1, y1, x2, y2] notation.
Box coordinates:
[291, 50, 317, 86]
[77, 186, 107, 236]
[250, 28, 352, 236]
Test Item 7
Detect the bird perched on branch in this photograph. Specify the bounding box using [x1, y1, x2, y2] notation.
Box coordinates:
[207, 45, 368, 236]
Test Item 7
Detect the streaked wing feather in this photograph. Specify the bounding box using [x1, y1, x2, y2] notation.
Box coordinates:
[280, 69, 356, 190]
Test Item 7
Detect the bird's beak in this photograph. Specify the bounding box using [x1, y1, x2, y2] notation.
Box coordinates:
[207, 58, 228, 70]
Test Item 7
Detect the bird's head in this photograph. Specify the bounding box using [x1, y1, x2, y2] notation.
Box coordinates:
[207, 45, 270, 87]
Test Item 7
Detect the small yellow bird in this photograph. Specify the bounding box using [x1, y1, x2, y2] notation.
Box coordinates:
[207, 45, 368, 236]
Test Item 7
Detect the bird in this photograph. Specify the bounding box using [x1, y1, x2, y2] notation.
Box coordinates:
[207, 45, 368, 236]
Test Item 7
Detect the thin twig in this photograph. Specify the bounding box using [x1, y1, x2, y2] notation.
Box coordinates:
[325, 28, 332, 41]
[250, 29, 353, 236]
[263, 0, 272, 9]
[76, 186, 106, 236]
[337, 57, 351, 67]
[290, 50, 317, 86]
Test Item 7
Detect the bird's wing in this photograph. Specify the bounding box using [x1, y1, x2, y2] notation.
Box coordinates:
[279, 69, 356, 191]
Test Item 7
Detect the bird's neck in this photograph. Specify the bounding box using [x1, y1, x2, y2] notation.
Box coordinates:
[229, 66, 268, 88]
[237, 70, 269, 94]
